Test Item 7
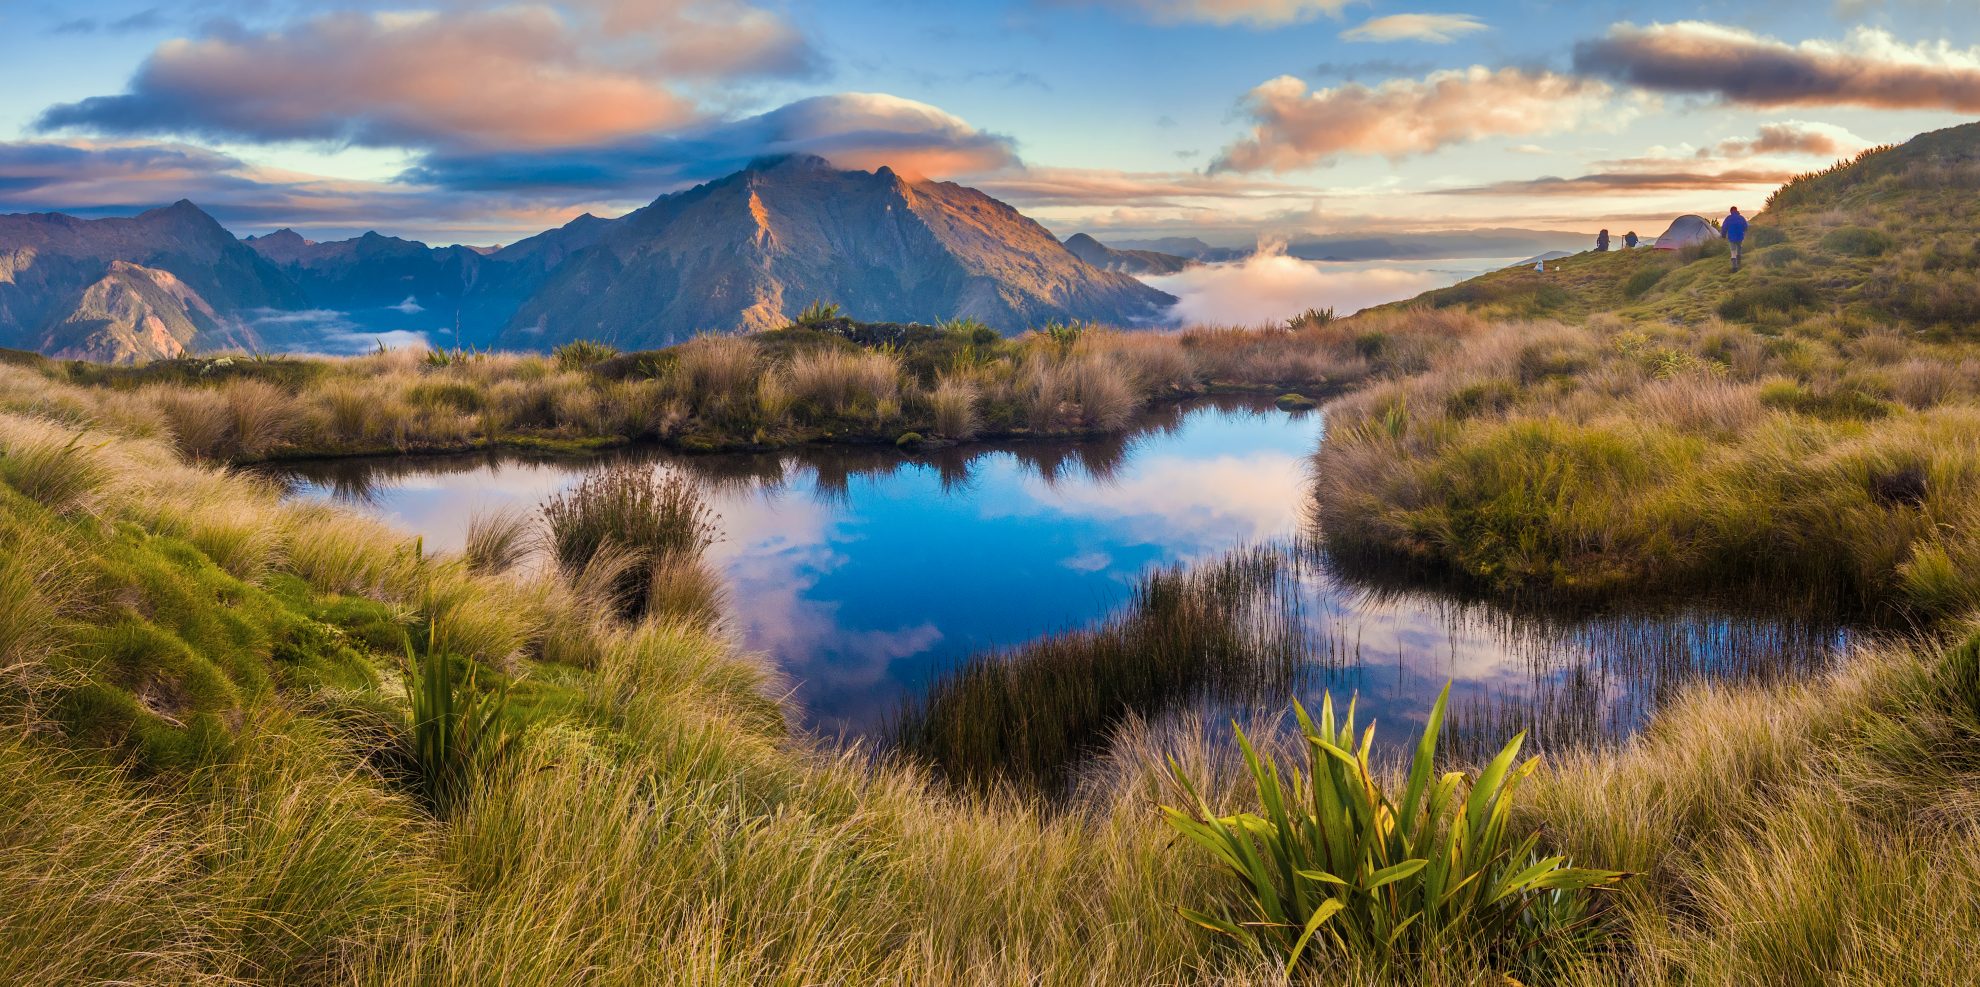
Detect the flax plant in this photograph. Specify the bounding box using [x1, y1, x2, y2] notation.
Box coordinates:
[404, 630, 518, 816]
[1164, 684, 1626, 973]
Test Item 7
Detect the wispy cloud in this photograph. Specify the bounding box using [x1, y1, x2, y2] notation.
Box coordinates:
[1341, 13, 1487, 44]
[1062, 0, 1353, 28]
[1430, 169, 1797, 197]
[1212, 68, 1615, 173]
[1574, 22, 1980, 111]
[1700, 120, 1866, 159]
[971, 168, 1314, 207]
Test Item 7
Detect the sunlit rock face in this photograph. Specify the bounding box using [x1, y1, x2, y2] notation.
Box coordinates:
[0, 200, 299, 361]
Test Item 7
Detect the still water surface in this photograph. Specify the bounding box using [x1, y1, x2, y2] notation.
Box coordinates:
[272, 397, 1850, 751]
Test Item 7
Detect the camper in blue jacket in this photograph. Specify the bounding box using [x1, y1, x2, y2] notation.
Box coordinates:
[1724, 206, 1748, 271]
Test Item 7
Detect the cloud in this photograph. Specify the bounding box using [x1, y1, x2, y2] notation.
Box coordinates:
[35, 2, 819, 152]
[970, 167, 1314, 207]
[1571, 122, 1868, 178]
[1702, 120, 1866, 159]
[1573, 21, 1980, 111]
[1211, 68, 1615, 173]
[3, 89, 1032, 243]
[0, 139, 593, 243]
[1067, 0, 1354, 27]
[1146, 247, 1454, 325]
[1430, 169, 1798, 197]
[51, 7, 165, 35]
[1341, 13, 1487, 44]
[405, 93, 1022, 193]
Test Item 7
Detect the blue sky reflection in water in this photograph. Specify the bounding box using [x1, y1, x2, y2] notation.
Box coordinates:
[276, 398, 1849, 751]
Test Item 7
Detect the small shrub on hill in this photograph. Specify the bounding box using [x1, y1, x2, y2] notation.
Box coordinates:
[552, 340, 619, 371]
[1821, 226, 1894, 258]
[1718, 281, 1821, 321]
[1623, 266, 1670, 299]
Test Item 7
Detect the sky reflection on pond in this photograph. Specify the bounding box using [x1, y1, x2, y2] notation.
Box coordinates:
[271, 396, 1850, 751]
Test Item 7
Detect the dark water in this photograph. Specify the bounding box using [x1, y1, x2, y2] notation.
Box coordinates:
[269, 396, 1852, 755]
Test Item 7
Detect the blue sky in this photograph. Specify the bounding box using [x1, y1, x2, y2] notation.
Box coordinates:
[4, 0, 1978, 245]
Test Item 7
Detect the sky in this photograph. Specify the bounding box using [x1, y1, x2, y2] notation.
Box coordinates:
[3, 0, 1979, 247]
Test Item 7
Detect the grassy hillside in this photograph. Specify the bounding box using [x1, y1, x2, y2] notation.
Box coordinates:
[1379, 127, 1980, 333]
[1317, 122, 1980, 614]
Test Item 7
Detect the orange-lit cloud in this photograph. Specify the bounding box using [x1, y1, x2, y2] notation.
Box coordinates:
[36, 3, 817, 151]
[1211, 68, 1615, 173]
[1574, 22, 1980, 111]
[1701, 121, 1865, 159]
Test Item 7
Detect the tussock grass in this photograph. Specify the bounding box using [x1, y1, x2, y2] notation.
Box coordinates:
[542, 464, 720, 621]
[461, 507, 536, 575]
[1315, 307, 1980, 611]
[0, 418, 108, 514]
[15, 313, 1459, 464]
[1165, 685, 1627, 976]
[0, 403, 1975, 984]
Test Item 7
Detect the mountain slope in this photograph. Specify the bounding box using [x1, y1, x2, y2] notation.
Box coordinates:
[40, 261, 256, 362]
[1062, 233, 1191, 275]
[0, 201, 301, 360]
[500, 156, 1174, 349]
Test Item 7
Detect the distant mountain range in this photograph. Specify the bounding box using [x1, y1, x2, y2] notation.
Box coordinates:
[1061, 233, 1192, 276]
[0, 155, 1174, 362]
[0, 153, 1593, 363]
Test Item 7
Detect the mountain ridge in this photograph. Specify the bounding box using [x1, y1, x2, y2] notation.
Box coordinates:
[5, 159, 1174, 361]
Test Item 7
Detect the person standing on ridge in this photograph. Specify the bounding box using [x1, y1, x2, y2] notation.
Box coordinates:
[1724, 206, 1749, 272]
[1596, 229, 1610, 252]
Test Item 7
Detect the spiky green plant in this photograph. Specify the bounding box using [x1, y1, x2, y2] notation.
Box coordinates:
[403, 629, 518, 816]
[795, 301, 845, 326]
[1163, 684, 1627, 974]
[553, 339, 620, 371]
[1286, 307, 1336, 331]
[1041, 320, 1086, 350]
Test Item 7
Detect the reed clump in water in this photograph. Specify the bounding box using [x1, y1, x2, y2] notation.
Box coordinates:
[542, 463, 720, 621]
[893, 545, 1307, 792]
